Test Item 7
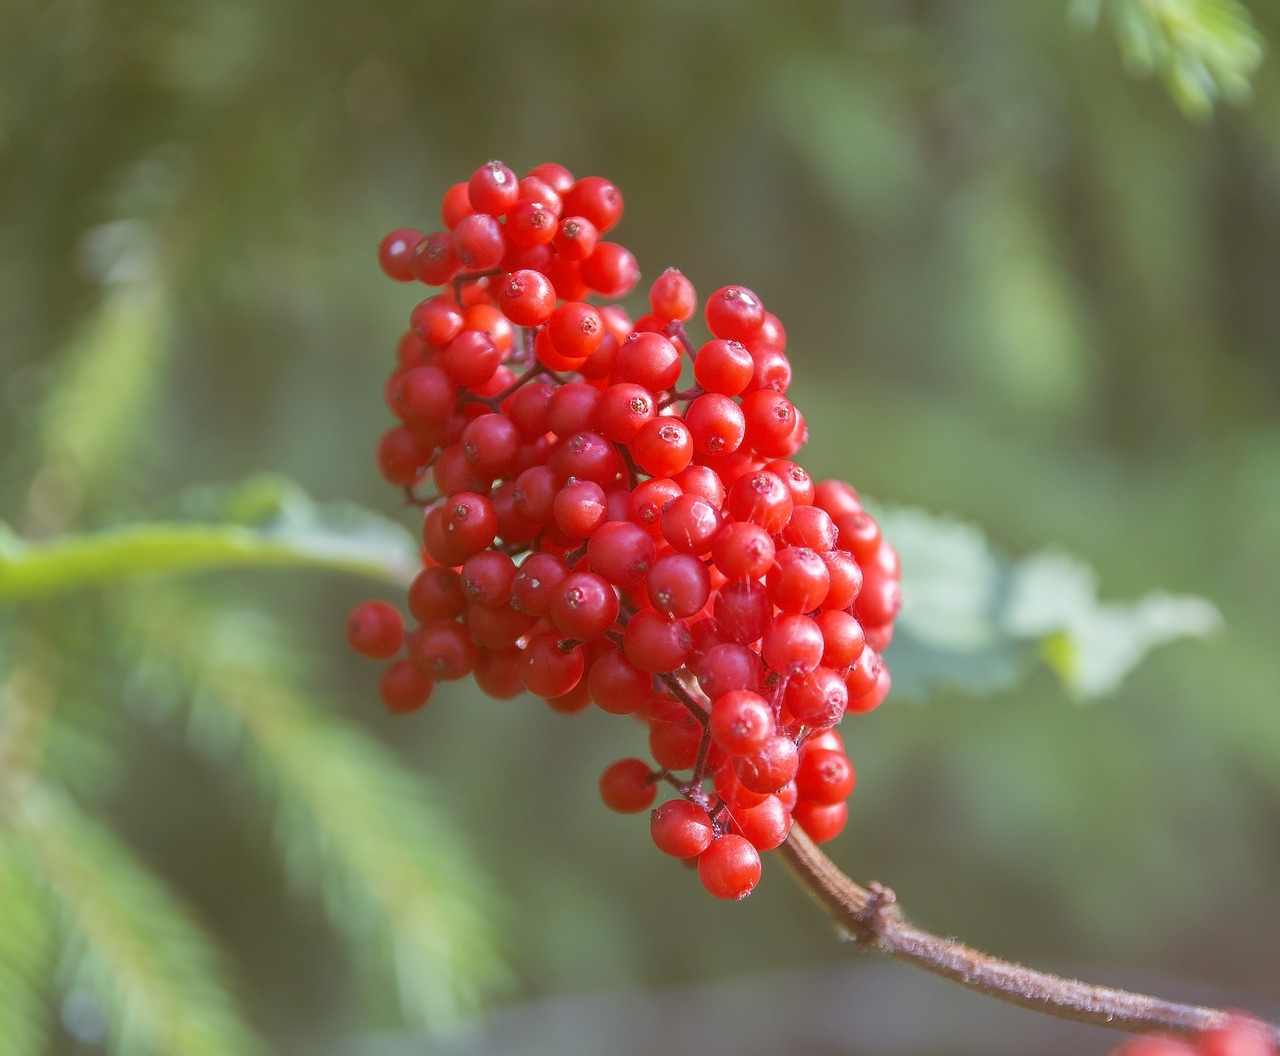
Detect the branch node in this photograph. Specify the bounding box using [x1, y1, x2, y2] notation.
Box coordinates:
[854, 880, 899, 948]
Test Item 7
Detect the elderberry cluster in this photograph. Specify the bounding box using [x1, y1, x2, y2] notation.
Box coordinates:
[345, 160, 901, 900]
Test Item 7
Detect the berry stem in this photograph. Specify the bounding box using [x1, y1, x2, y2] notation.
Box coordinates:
[657, 671, 710, 727]
[665, 321, 697, 361]
[777, 829, 1280, 1045]
[461, 363, 554, 410]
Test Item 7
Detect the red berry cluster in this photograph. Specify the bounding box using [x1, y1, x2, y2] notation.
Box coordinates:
[345, 160, 901, 901]
[1115, 1021, 1277, 1056]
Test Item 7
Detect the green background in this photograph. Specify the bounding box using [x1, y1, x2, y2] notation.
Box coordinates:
[1, 2, 1277, 1053]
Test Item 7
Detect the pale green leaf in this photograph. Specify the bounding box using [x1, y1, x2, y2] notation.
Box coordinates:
[118, 592, 508, 1025]
[878, 506, 1221, 700]
[36, 252, 169, 504]
[0, 835, 55, 1056]
[10, 784, 265, 1056]
[0, 485, 418, 606]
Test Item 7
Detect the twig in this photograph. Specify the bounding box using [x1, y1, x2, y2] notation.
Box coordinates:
[777, 828, 1280, 1045]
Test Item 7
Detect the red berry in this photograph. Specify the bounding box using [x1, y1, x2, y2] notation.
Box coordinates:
[518, 631, 586, 698]
[587, 521, 657, 586]
[377, 228, 424, 282]
[451, 212, 506, 270]
[646, 553, 712, 618]
[376, 426, 430, 487]
[550, 571, 620, 640]
[615, 332, 682, 393]
[630, 418, 693, 478]
[734, 735, 799, 794]
[599, 758, 657, 813]
[762, 613, 825, 677]
[795, 747, 856, 805]
[407, 619, 478, 681]
[694, 338, 755, 396]
[506, 197, 558, 247]
[711, 521, 776, 580]
[496, 268, 556, 326]
[563, 176, 624, 233]
[588, 648, 652, 715]
[791, 799, 847, 843]
[553, 215, 599, 261]
[379, 659, 435, 713]
[660, 493, 723, 556]
[730, 794, 792, 852]
[345, 600, 405, 659]
[579, 241, 639, 298]
[526, 162, 575, 194]
[623, 609, 693, 674]
[710, 690, 775, 756]
[650, 799, 715, 858]
[468, 159, 519, 216]
[686, 393, 746, 456]
[649, 268, 697, 322]
[698, 834, 761, 900]
[440, 182, 472, 228]
[705, 285, 764, 342]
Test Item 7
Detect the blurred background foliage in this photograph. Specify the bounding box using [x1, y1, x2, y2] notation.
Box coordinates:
[1, 1, 1278, 1054]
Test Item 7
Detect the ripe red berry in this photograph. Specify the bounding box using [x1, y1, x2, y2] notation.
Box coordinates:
[554, 215, 599, 261]
[345, 600, 405, 659]
[379, 659, 435, 713]
[650, 799, 715, 858]
[630, 418, 693, 478]
[697, 834, 762, 900]
[614, 332, 682, 393]
[795, 747, 856, 805]
[599, 758, 657, 813]
[563, 176, 624, 233]
[519, 631, 586, 698]
[377, 228, 424, 282]
[407, 619, 478, 681]
[705, 285, 764, 342]
[468, 159, 519, 216]
[497, 269, 556, 326]
[451, 212, 506, 270]
[649, 268, 697, 322]
[579, 241, 639, 298]
[710, 690, 775, 756]
[730, 794, 792, 852]
[791, 799, 848, 843]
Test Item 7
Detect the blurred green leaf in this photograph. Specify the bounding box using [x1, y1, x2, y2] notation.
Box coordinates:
[1072, 0, 1265, 116]
[0, 482, 419, 605]
[35, 251, 169, 508]
[880, 506, 1222, 700]
[0, 838, 54, 1056]
[119, 591, 509, 1025]
[11, 784, 265, 1056]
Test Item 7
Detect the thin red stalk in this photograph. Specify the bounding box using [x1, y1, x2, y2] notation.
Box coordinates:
[777, 829, 1280, 1045]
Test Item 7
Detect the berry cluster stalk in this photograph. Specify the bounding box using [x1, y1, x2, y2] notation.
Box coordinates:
[778, 829, 1280, 1045]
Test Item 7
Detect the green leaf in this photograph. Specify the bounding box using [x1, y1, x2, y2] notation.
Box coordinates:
[118, 591, 509, 1025]
[10, 784, 266, 1056]
[0, 481, 419, 606]
[1072, 0, 1265, 117]
[877, 506, 1221, 700]
[36, 253, 170, 503]
[0, 836, 55, 1056]
[1007, 550, 1222, 697]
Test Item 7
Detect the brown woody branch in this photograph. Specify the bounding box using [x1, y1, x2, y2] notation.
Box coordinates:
[777, 828, 1280, 1046]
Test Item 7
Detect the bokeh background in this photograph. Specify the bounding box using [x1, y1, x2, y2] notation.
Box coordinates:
[2, 2, 1278, 1054]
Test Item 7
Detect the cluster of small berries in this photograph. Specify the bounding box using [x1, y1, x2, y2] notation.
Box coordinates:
[345, 160, 900, 900]
[1115, 1020, 1277, 1056]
